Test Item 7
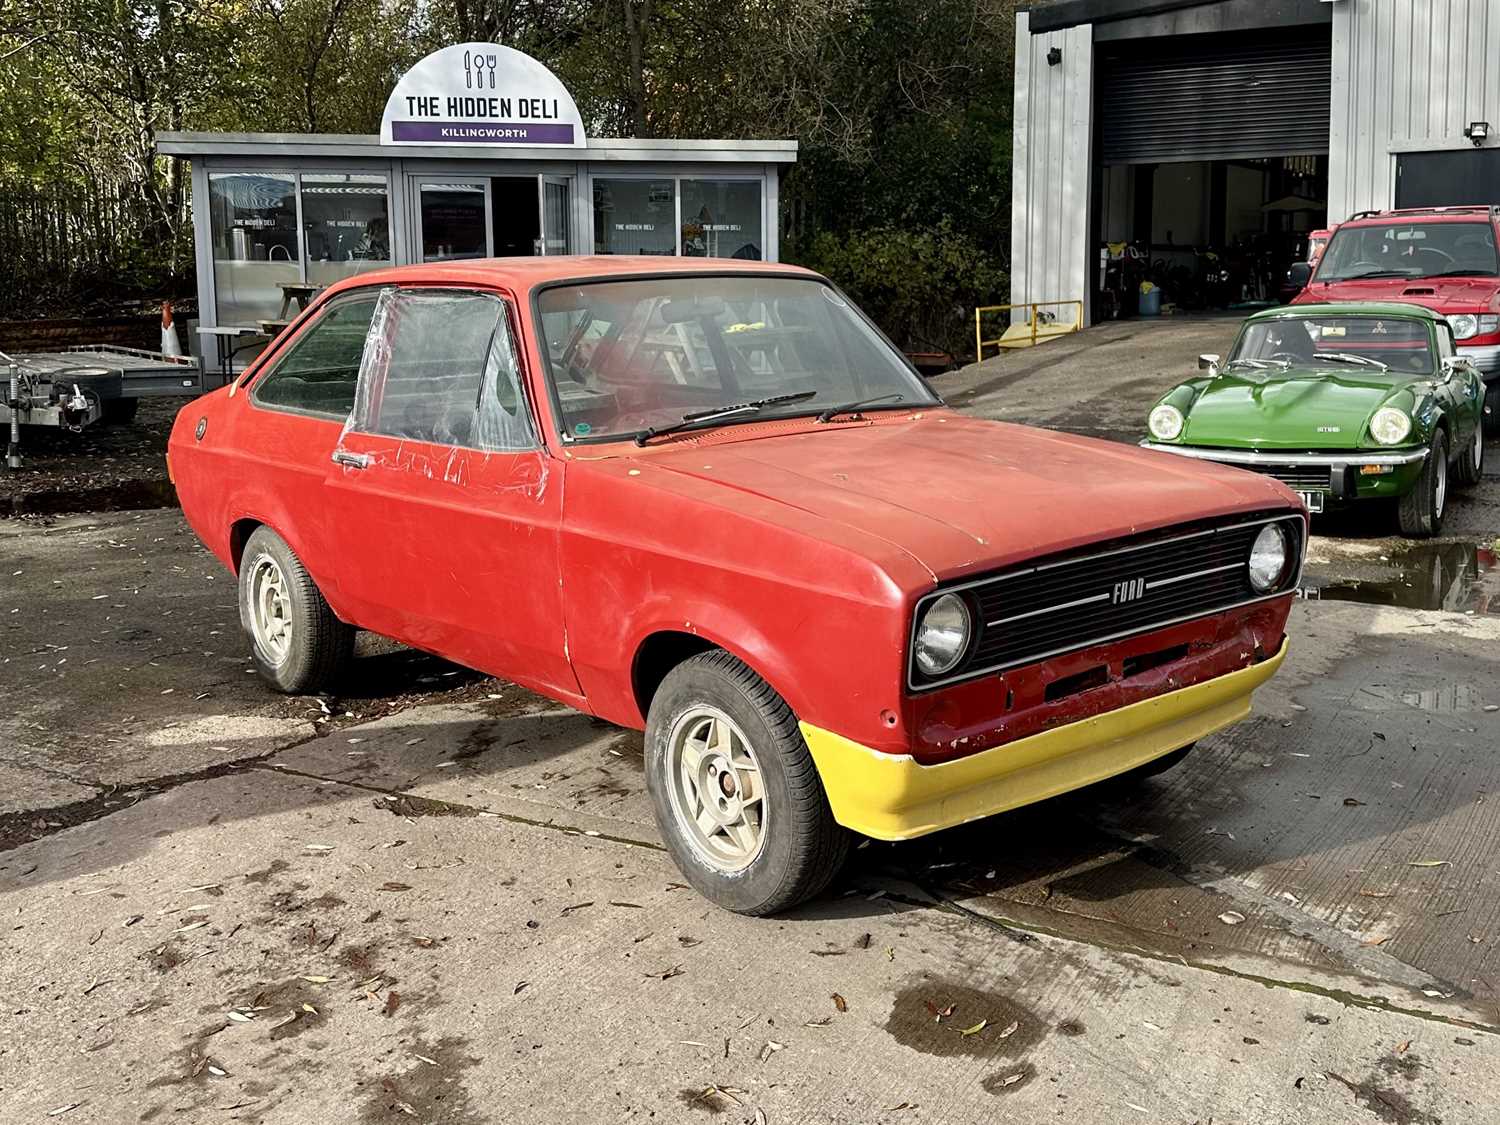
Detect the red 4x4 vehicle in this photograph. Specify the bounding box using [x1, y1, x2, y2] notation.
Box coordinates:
[1292, 206, 1500, 429]
[170, 258, 1303, 914]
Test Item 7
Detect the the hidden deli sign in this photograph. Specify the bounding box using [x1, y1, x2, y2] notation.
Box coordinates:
[380, 44, 585, 147]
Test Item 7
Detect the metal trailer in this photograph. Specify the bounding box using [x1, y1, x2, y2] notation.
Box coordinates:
[3, 345, 218, 469]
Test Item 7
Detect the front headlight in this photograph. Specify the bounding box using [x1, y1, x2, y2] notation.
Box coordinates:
[913, 592, 971, 678]
[1149, 404, 1185, 441]
[1248, 523, 1291, 593]
[1449, 314, 1478, 340]
[1369, 406, 1412, 446]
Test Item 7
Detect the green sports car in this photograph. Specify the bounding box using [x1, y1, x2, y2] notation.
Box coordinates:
[1141, 303, 1486, 537]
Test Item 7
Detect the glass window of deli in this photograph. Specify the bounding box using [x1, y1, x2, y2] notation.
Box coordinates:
[208, 172, 300, 327]
[592, 178, 676, 255]
[302, 173, 392, 286]
[681, 179, 762, 260]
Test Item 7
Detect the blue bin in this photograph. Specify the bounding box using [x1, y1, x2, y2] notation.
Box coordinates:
[1139, 288, 1162, 317]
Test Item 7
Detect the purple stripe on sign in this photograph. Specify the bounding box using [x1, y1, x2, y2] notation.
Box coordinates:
[391, 121, 576, 144]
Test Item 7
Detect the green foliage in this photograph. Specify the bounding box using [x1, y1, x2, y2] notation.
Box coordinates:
[0, 0, 1017, 342]
[796, 222, 1008, 358]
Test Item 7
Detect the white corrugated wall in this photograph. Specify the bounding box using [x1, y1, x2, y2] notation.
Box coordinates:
[1329, 0, 1500, 219]
[1009, 10, 1094, 327]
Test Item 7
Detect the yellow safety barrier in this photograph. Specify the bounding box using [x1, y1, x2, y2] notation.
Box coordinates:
[974, 299, 1083, 360]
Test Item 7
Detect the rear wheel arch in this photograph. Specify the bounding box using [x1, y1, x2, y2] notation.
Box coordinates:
[229, 518, 263, 574]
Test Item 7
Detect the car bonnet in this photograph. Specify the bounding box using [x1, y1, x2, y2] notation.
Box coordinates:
[629, 412, 1295, 583]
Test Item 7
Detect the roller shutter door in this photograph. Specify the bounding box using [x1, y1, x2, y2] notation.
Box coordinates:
[1098, 32, 1331, 165]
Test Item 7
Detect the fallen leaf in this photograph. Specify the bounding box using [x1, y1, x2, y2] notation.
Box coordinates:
[1361, 935, 1390, 947]
[513, 981, 528, 996]
[173, 920, 209, 934]
[854, 932, 872, 949]
[383, 991, 401, 1017]
[997, 1020, 1019, 1039]
[1396, 1040, 1410, 1053]
[414, 1054, 438, 1066]
[997, 1071, 1026, 1088]
[804, 1016, 833, 1027]
[645, 964, 683, 981]
[1408, 860, 1450, 868]
[46, 1105, 81, 1117]
[226, 1011, 254, 1023]
[304, 844, 335, 852]
[1359, 889, 1396, 898]
[831, 992, 848, 1013]
[301, 975, 335, 984]
[959, 1019, 988, 1037]
[379, 882, 412, 893]
[1218, 911, 1246, 925]
[758, 1040, 784, 1062]
[1342, 798, 1365, 807]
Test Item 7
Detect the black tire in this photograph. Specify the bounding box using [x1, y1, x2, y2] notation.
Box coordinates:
[1485, 383, 1500, 437]
[237, 526, 353, 693]
[1397, 429, 1448, 538]
[1454, 417, 1485, 489]
[644, 650, 849, 915]
[1108, 743, 1194, 787]
[101, 397, 139, 424]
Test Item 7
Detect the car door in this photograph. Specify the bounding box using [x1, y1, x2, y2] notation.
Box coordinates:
[322, 286, 582, 704]
[238, 291, 382, 589]
[1434, 320, 1481, 448]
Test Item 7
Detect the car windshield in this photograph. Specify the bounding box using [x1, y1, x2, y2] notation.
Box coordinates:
[1317, 221, 1500, 281]
[535, 275, 936, 442]
[1228, 316, 1435, 375]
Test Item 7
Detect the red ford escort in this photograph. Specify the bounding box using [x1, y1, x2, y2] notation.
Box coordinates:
[169, 258, 1304, 914]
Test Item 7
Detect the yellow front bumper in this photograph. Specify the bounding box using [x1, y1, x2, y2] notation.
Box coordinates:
[800, 639, 1288, 841]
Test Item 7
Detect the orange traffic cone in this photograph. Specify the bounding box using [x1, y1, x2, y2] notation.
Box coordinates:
[161, 300, 184, 357]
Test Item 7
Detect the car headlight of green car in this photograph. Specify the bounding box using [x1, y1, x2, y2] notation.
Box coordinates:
[1369, 406, 1412, 446]
[1148, 403, 1185, 441]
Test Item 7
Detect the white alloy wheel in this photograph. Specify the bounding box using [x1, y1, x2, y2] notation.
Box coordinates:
[665, 704, 767, 872]
[249, 555, 293, 664]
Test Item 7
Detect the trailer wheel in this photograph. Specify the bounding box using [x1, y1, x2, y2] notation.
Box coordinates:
[101, 398, 139, 424]
[238, 526, 353, 693]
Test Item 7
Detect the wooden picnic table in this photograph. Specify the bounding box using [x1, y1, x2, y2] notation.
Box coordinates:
[275, 282, 324, 320]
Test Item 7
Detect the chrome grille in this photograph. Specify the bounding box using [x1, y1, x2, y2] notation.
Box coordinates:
[1242, 464, 1333, 493]
[909, 512, 1303, 690]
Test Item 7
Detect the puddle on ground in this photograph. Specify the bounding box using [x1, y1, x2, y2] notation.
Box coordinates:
[885, 976, 1045, 1059]
[1300, 541, 1499, 614]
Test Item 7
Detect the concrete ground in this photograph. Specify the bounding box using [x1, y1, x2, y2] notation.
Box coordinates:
[3, 318, 1500, 1123]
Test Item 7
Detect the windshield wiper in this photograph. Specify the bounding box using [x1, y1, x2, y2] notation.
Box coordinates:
[816, 392, 907, 423]
[1224, 358, 1288, 371]
[633, 391, 817, 446]
[1420, 268, 1500, 279]
[1312, 352, 1389, 371]
[1329, 269, 1416, 281]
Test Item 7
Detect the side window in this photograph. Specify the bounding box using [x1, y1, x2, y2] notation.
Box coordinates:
[351, 289, 534, 451]
[1435, 323, 1456, 361]
[252, 296, 379, 417]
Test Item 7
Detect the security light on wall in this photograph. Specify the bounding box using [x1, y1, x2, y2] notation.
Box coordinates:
[1047, 47, 1063, 66]
[1464, 121, 1490, 146]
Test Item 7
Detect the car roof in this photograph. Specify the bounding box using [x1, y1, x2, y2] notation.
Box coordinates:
[1244, 301, 1446, 324]
[320, 255, 821, 299]
[1341, 206, 1499, 228]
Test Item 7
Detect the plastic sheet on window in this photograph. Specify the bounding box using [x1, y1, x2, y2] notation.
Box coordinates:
[334, 286, 546, 494]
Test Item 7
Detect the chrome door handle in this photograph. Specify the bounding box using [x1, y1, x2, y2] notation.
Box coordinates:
[331, 449, 371, 469]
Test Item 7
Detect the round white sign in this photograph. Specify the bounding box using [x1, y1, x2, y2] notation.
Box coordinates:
[380, 43, 586, 147]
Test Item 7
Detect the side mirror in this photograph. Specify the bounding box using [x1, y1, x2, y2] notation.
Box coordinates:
[1286, 261, 1313, 289]
[1198, 353, 1221, 374]
[1440, 355, 1474, 382]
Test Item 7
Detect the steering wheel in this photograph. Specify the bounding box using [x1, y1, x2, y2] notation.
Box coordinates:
[1348, 260, 1385, 271]
[1268, 352, 1306, 365]
[1415, 248, 1455, 265]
